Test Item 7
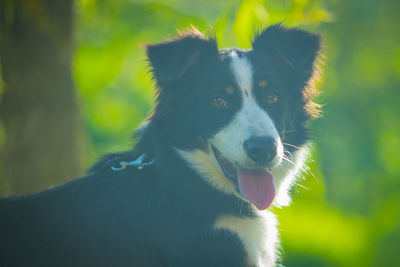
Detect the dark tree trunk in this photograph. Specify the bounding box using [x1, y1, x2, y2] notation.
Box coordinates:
[0, 0, 85, 194]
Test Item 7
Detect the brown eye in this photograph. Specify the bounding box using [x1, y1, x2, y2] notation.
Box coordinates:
[213, 97, 228, 108]
[266, 94, 278, 104]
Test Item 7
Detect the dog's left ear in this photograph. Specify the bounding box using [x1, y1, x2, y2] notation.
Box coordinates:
[146, 28, 218, 88]
[252, 24, 321, 81]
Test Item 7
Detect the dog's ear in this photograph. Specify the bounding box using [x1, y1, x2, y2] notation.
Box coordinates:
[146, 28, 218, 88]
[252, 24, 321, 81]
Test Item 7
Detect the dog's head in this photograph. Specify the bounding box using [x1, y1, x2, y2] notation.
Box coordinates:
[145, 25, 321, 210]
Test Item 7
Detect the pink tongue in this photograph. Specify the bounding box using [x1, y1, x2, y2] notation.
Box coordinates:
[237, 169, 275, 210]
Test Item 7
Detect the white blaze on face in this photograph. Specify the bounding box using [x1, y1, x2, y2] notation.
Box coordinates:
[230, 51, 253, 95]
[210, 51, 283, 168]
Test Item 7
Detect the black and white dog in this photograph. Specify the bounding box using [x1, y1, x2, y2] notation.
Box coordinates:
[0, 25, 321, 266]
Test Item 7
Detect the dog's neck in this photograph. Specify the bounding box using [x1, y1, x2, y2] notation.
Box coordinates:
[134, 122, 256, 219]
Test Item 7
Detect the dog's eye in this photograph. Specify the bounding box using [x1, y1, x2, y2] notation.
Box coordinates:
[266, 94, 279, 104]
[213, 97, 228, 108]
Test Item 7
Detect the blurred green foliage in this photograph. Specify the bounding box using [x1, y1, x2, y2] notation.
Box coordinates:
[1, 0, 399, 265]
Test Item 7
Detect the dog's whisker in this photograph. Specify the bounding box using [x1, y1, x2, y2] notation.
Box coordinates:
[283, 149, 293, 158]
[294, 182, 310, 190]
[306, 166, 321, 183]
[282, 142, 301, 150]
[282, 155, 295, 165]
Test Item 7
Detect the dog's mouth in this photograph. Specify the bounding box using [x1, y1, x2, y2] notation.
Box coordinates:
[211, 146, 275, 210]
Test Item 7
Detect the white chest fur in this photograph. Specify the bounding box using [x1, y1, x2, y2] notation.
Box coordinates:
[213, 211, 279, 267]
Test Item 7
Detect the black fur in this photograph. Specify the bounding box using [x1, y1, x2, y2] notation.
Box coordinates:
[0, 25, 320, 266]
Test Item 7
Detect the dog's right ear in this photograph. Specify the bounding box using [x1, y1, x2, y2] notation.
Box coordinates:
[146, 29, 218, 88]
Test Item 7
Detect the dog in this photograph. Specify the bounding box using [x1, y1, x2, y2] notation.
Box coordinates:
[0, 24, 321, 266]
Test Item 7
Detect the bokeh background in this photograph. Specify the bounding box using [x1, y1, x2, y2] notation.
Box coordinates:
[1, 0, 399, 266]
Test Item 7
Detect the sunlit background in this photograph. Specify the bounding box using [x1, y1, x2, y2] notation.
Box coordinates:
[1, 0, 399, 266]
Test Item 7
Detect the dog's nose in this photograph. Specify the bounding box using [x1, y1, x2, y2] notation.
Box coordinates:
[243, 136, 277, 165]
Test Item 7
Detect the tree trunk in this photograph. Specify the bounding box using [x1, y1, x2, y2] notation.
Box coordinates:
[0, 0, 85, 195]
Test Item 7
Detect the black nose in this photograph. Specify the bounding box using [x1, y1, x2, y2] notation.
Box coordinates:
[243, 136, 277, 165]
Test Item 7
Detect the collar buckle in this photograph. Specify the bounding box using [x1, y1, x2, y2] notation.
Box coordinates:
[111, 153, 154, 171]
